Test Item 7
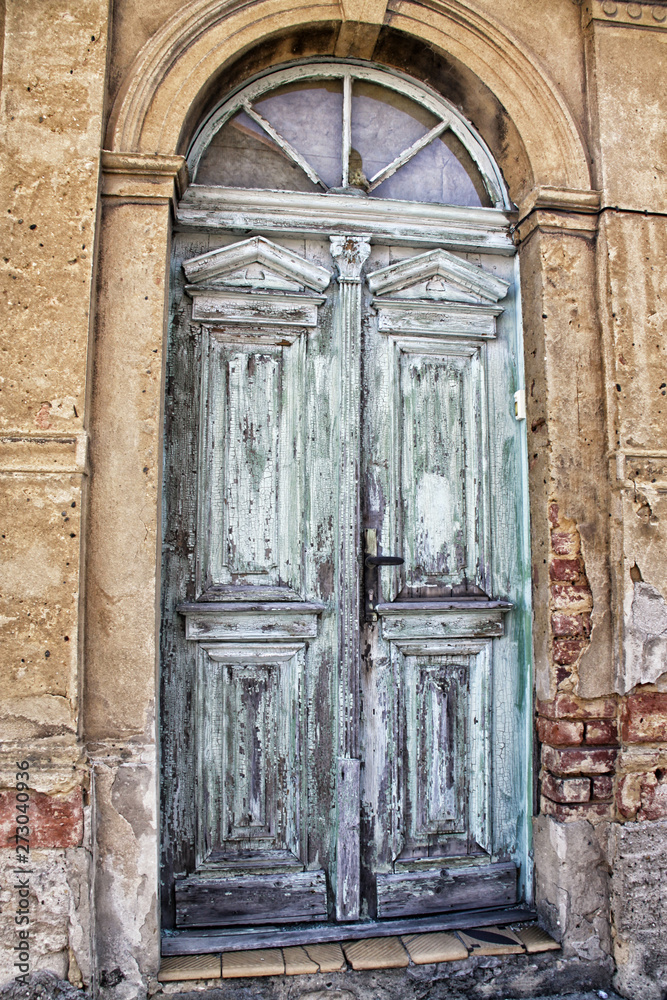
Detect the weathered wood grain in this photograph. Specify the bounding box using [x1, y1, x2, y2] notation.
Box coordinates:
[188, 290, 326, 328]
[336, 757, 361, 922]
[162, 904, 536, 954]
[376, 862, 517, 918]
[175, 871, 327, 928]
[389, 639, 491, 863]
[359, 241, 530, 921]
[367, 247, 509, 301]
[196, 642, 305, 870]
[374, 300, 501, 339]
[202, 848, 301, 873]
[378, 607, 507, 640]
[180, 603, 323, 641]
[164, 234, 339, 931]
[178, 187, 514, 253]
[330, 234, 371, 921]
[362, 298, 493, 602]
[484, 254, 534, 903]
[161, 230, 215, 930]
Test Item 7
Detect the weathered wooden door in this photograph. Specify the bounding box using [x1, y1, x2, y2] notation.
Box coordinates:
[162, 230, 530, 933]
[358, 245, 525, 919]
[166, 233, 345, 930]
[160, 62, 532, 941]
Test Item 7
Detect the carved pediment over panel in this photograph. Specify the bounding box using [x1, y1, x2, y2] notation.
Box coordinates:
[368, 248, 509, 340]
[184, 237, 330, 329]
[367, 248, 509, 304]
[184, 236, 331, 293]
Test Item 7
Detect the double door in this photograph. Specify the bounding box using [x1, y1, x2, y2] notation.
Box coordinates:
[161, 227, 531, 932]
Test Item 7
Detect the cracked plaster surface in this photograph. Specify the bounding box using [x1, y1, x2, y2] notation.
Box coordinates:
[624, 582, 667, 691]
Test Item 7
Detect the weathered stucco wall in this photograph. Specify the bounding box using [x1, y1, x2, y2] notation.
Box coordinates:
[1, 1, 666, 998]
[0, 0, 109, 986]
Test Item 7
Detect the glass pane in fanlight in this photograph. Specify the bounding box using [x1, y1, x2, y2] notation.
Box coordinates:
[254, 80, 344, 189]
[374, 130, 490, 207]
[350, 82, 489, 206]
[350, 82, 438, 189]
[195, 109, 319, 192]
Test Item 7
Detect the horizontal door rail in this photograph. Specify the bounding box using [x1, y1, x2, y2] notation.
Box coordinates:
[162, 904, 536, 956]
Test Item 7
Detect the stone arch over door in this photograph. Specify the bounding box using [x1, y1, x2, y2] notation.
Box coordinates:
[106, 0, 592, 199]
[86, 1, 610, 987]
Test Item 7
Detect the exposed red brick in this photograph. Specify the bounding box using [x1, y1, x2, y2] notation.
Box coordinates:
[639, 777, 667, 820]
[549, 503, 560, 528]
[542, 774, 590, 803]
[591, 775, 614, 801]
[553, 639, 588, 665]
[537, 695, 617, 720]
[585, 719, 618, 746]
[0, 789, 83, 849]
[550, 584, 593, 612]
[621, 693, 667, 743]
[551, 531, 579, 557]
[537, 718, 584, 746]
[556, 665, 571, 687]
[551, 613, 591, 638]
[542, 745, 617, 777]
[550, 558, 583, 583]
[540, 798, 612, 822]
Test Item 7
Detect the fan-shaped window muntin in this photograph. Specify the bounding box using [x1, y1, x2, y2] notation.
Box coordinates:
[188, 63, 509, 210]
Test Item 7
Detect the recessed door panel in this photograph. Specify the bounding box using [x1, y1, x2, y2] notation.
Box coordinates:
[199, 330, 305, 595]
[389, 640, 491, 868]
[402, 354, 468, 586]
[196, 643, 304, 856]
[222, 348, 281, 576]
[399, 347, 487, 594]
[407, 655, 468, 838]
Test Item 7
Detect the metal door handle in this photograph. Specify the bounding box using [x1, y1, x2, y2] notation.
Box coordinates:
[363, 529, 404, 622]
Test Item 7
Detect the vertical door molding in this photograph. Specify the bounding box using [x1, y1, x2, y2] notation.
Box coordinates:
[330, 234, 371, 920]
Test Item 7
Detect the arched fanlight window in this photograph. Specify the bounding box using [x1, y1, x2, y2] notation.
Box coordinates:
[187, 63, 509, 210]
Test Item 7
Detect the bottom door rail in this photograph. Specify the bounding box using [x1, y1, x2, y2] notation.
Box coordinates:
[377, 861, 517, 918]
[162, 904, 536, 955]
[175, 870, 328, 928]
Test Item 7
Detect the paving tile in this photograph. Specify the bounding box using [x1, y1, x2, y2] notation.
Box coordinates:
[283, 945, 320, 975]
[517, 925, 561, 954]
[222, 948, 285, 978]
[402, 931, 469, 965]
[158, 954, 221, 982]
[304, 942, 347, 972]
[457, 926, 525, 957]
[342, 936, 409, 970]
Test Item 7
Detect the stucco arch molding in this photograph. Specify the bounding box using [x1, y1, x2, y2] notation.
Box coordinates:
[107, 0, 593, 198]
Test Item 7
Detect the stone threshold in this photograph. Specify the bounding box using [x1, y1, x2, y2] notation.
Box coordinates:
[158, 923, 560, 982]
